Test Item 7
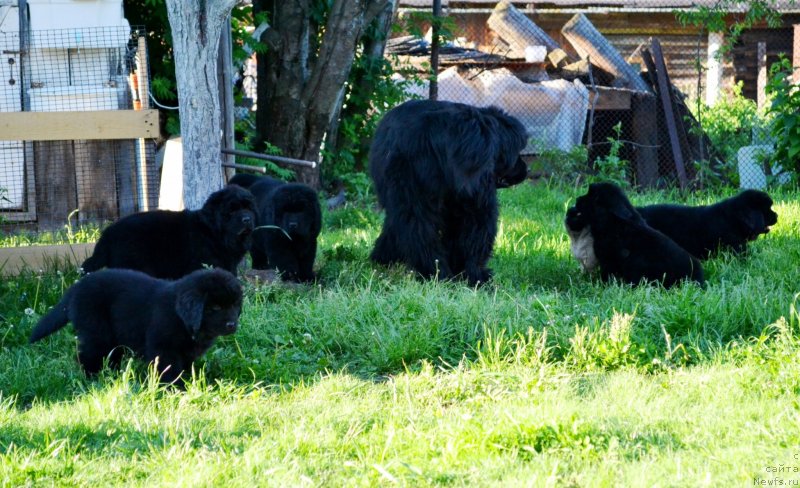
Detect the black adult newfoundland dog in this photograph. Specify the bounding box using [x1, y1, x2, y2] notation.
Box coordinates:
[369, 99, 529, 285]
[636, 189, 778, 259]
[244, 176, 322, 283]
[29, 268, 242, 385]
[82, 185, 256, 279]
[568, 182, 704, 288]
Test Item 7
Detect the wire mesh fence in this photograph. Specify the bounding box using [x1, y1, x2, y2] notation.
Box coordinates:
[391, 1, 799, 190]
[0, 22, 157, 235]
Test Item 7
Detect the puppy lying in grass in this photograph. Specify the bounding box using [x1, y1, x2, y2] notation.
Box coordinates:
[29, 268, 242, 386]
[637, 189, 778, 259]
[567, 182, 704, 288]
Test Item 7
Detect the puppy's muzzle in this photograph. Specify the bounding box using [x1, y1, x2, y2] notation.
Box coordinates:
[224, 321, 238, 334]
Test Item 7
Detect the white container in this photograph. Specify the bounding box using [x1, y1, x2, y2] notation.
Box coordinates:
[737, 145, 791, 189]
[28, 85, 121, 112]
[27, 0, 126, 31]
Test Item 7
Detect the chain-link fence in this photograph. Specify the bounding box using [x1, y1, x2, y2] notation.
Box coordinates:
[391, 0, 798, 190]
[0, 20, 158, 234]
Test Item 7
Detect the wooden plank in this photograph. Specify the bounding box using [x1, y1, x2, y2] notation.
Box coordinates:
[631, 92, 659, 188]
[74, 140, 119, 223]
[794, 25, 800, 85]
[589, 86, 632, 111]
[34, 141, 77, 230]
[0, 109, 159, 141]
[0, 243, 95, 276]
[650, 38, 688, 189]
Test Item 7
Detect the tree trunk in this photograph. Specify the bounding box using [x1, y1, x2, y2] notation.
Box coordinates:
[255, 0, 390, 190]
[165, 0, 237, 209]
[330, 0, 398, 172]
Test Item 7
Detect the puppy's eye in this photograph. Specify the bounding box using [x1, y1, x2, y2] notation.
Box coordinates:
[210, 304, 222, 311]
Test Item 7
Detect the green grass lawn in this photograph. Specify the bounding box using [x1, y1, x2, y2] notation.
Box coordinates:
[1, 181, 799, 486]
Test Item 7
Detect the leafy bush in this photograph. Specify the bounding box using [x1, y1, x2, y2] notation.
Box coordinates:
[691, 82, 766, 168]
[765, 55, 800, 182]
[592, 122, 630, 187]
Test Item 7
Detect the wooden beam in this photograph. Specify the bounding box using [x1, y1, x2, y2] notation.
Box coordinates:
[561, 13, 652, 93]
[793, 24, 800, 85]
[488, 1, 561, 59]
[649, 38, 688, 189]
[589, 86, 633, 111]
[0, 243, 95, 276]
[631, 92, 659, 188]
[0, 109, 159, 141]
[757, 41, 767, 109]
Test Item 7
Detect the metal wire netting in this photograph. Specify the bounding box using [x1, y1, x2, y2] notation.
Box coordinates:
[390, 1, 798, 190]
[0, 22, 157, 233]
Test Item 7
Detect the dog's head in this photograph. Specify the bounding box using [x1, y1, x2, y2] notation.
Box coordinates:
[576, 182, 643, 226]
[267, 184, 321, 239]
[731, 189, 778, 240]
[175, 268, 243, 341]
[565, 205, 590, 234]
[201, 185, 257, 251]
[485, 106, 530, 188]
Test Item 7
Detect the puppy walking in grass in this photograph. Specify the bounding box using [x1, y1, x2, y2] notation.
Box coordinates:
[29, 268, 243, 386]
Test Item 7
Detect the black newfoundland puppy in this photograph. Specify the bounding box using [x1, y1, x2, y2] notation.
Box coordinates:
[29, 268, 242, 385]
[244, 176, 322, 283]
[568, 182, 704, 288]
[369, 99, 529, 285]
[636, 189, 778, 259]
[82, 185, 256, 279]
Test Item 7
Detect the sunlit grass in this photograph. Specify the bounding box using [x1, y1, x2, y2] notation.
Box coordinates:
[1, 181, 799, 485]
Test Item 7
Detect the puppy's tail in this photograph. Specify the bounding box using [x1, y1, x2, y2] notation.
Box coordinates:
[29, 290, 72, 343]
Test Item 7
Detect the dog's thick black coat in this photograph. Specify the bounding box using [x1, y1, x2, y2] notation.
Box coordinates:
[82, 186, 256, 279]
[636, 189, 778, 259]
[369, 99, 529, 285]
[570, 183, 704, 288]
[244, 176, 322, 282]
[29, 268, 242, 385]
[227, 173, 263, 189]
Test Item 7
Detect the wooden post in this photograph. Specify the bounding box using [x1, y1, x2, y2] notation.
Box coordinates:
[429, 0, 441, 100]
[793, 25, 800, 84]
[706, 31, 723, 106]
[561, 14, 651, 93]
[487, 0, 561, 58]
[631, 93, 659, 188]
[218, 15, 235, 181]
[757, 41, 767, 110]
[136, 33, 153, 211]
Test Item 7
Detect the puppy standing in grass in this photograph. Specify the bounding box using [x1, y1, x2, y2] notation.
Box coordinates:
[82, 185, 256, 279]
[240, 176, 322, 283]
[29, 268, 242, 386]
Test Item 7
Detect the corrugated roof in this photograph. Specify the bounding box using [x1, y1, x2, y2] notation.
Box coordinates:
[399, 0, 800, 11]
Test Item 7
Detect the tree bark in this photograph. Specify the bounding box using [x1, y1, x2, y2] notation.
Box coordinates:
[165, 0, 237, 209]
[255, 0, 390, 189]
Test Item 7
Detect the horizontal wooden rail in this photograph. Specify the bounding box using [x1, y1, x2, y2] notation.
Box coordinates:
[0, 109, 159, 141]
[0, 243, 95, 276]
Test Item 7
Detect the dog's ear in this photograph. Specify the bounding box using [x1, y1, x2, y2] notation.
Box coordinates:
[175, 288, 205, 338]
